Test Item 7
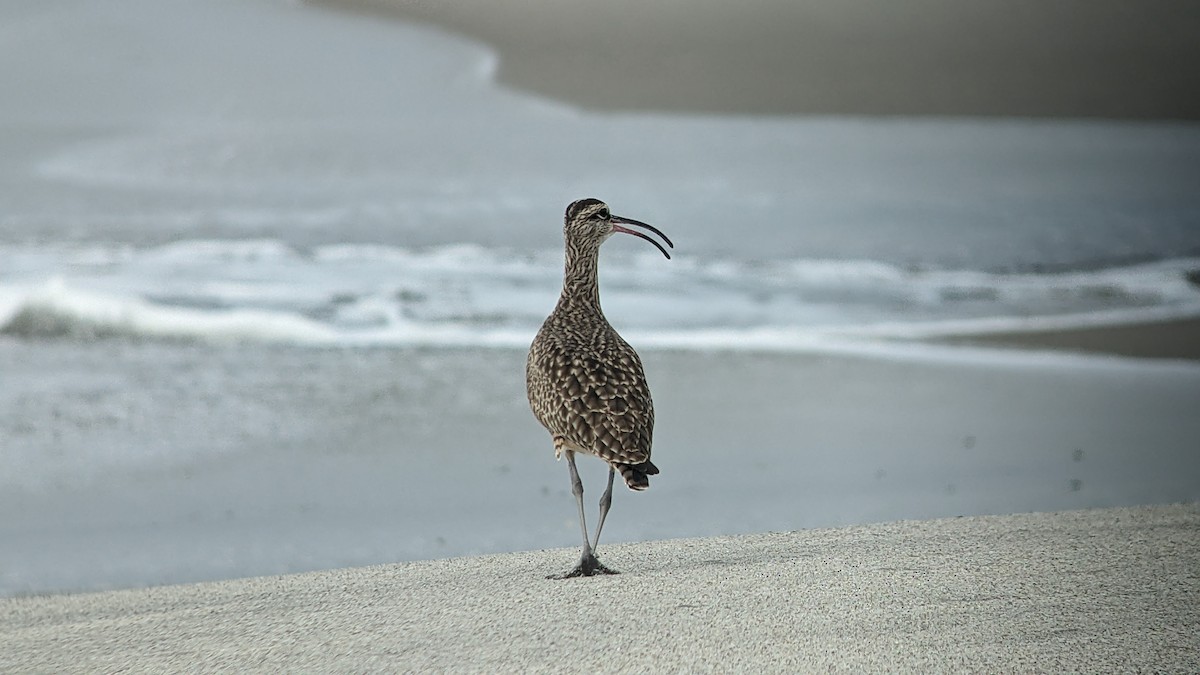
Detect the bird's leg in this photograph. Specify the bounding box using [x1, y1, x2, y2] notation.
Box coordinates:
[592, 466, 616, 552]
[567, 450, 592, 559]
[548, 451, 617, 579]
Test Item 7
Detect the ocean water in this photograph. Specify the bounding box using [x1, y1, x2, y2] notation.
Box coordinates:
[3, 1, 1200, 350]
[4, 0, 1200, 350]
[2, 0, 1200, 596]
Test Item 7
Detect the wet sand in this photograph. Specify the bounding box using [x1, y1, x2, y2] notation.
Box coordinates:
[942, 316, 1200, 362]
[3, 504, 1197, 672]
[316, 0, 1200, 119]
[5, 339, 1199, 597]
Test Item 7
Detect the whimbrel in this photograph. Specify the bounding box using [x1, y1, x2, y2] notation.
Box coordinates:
[526, 198, 672, 578]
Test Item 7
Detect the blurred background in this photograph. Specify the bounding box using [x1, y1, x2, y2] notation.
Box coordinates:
[2, 0, 1199, 596]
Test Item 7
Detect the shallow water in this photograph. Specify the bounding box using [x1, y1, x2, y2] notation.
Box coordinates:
[3, 343, 1198, 596]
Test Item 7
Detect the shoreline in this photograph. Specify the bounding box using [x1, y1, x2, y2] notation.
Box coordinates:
[311, 0, 1200, 119]
[933, 315, 1200, 362]
[304, 0, 1200, 361]
[4, 504, 1197, 671]
[6, 337, 1199, 598]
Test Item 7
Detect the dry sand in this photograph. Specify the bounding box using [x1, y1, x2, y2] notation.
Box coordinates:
[317, 0, 1200, 119]
[3, 504, 1197, 672]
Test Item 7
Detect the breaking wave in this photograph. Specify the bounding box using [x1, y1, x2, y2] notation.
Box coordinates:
[3, 240, 1199, 354]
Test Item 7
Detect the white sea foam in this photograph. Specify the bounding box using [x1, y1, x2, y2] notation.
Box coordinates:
[3, 241, 1198, 360]
[2, 278, 337, 344]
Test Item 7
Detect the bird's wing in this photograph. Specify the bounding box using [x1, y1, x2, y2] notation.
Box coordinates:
[529, 336, 654, 465]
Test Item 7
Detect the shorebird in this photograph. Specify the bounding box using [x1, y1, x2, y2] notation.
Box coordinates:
[526, 198, 672, 578]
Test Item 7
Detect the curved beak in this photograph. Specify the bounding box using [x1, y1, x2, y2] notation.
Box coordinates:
[611, 215, 674, 260]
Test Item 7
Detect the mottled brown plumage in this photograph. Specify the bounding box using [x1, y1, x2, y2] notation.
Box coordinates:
[526, 198, 672, 578]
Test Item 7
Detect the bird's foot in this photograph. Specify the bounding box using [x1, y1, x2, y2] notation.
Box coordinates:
[547, 554, 619, 579]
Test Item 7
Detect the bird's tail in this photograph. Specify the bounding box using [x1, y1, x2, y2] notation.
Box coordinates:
[616, 460, 659, 491]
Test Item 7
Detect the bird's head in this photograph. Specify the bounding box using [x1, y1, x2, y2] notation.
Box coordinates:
[563, 198, 673, 259]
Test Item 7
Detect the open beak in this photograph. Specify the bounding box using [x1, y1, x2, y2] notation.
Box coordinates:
[611, 215, 674, 260]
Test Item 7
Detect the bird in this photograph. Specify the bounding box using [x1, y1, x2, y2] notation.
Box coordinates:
[526, 198, 673, 578]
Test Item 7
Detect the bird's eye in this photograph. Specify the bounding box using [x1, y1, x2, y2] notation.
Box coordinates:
[596, 209, 610, 220]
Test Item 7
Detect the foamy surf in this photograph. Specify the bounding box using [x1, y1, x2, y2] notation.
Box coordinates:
[3, 241, 1198, 358]
[2, 278, 339, 344]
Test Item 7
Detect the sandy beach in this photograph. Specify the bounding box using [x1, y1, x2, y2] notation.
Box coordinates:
[3, 504, 1197, 672]
[5, 339, 1199, 597]
[3, 4, 1199, 670]
[318, 0, 1200, 119]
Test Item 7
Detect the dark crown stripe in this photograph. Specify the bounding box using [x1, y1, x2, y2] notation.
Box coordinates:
[566, 197, 605, 221]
